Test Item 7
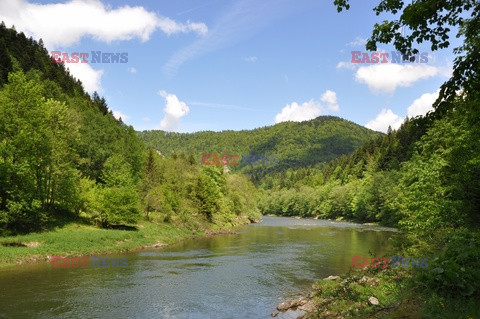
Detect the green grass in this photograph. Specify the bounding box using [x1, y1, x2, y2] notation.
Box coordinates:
[0, 217, 202, 268]
[305, 256, 480, 319]
[306, 268, 406, 319]
[0, 211, 255, 269]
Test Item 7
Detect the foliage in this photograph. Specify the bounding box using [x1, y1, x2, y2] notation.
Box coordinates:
[418, 230, 480, 297]
[138, 116, 382, 175]
[0, 72, 81, 231]
[138, 150, 260, 225]
[0, 25, 259, 234]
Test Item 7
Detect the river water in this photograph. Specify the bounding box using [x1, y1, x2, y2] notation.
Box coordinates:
[0, 216, 397, 319]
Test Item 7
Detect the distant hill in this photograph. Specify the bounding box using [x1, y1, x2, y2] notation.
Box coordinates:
[138, 116, 382, 172]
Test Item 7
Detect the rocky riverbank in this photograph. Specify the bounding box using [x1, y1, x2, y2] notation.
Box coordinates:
[273, 272, 392, 319]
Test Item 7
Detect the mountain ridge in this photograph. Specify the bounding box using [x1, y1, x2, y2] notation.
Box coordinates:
[138, 115, 382, 172]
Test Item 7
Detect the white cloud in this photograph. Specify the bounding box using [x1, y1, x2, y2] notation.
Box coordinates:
[112, 110, 129, 121]
[157, 17, 208, 36]
[365, 90, 440, 133]
[274, 90, 340, 124]
[275, 100, 322, 123]
[407, 90, 439, 118]
[66, 63, 104, 93]
[365, 109, 404, 133]
[128, 67, 137, 74]
[348, 36, 367, 47]
[336, 61, 357, 70]
[355, 64, 439, 94]
[142, 117, 151, 122]
[0, 0, 207, 93]
[243, 56, 257, 62]
[0, 0, 208, 48]
[158, 90, 190, 131]
[321, 90, 339, 112]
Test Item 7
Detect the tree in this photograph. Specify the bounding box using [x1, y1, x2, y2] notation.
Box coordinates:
[140, 149, 159, 219]
[334, 0, 480, 111]
[0, 38, 12, 85]
[195, 166, 224, 221]
[0, 71, 81, 231]
[93, 155, 140, 227]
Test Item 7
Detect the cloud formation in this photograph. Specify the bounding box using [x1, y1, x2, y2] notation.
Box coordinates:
[0, 0, 207, 48]
[365, 109, 404, 133]
[158, 91, 190, 131]
[0, 0, 208, 93]
[355, 64, 439, 94]
[348, 36, 367, 47]
[336, 61, 357, 70]
[365, 90, 439, 133]
[321, 90, 339, 111]
[66, 62, 104, 93]
[112, 110, 129, 121]
[274, 90, 340, 124]
[407, 90, 439, 118]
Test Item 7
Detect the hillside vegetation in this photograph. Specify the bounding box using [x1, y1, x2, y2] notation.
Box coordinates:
[0, 24, 259, 237]
[138, 116, 382, 175]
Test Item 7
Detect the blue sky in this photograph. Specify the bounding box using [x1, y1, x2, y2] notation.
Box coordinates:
[0, 0, 459, 133]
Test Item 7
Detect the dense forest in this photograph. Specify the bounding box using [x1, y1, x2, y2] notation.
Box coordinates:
[138, 116, 382, 175]
[0, 23, 259, 235]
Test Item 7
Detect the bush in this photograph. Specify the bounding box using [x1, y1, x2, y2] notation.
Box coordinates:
[418, 230, 480, 297]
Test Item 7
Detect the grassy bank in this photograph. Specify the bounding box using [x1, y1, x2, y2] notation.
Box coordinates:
[0, 213, 253, 269]
[301, 268, 479, 319]
[298, 229, 480, 319]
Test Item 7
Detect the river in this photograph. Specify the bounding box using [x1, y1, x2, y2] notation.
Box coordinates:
[0, 216, 397, 319]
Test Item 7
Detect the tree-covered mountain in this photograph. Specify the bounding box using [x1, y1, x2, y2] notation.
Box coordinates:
[138, 116, 382, 173]
[0, 24, 259, 235]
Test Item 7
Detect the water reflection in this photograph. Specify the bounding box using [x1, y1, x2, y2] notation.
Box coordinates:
[0, 216, 396, 319]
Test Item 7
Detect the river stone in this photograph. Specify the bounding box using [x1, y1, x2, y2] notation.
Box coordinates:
[299, 300, 316, 312]
[293, 297, 308, 307]
[359, 276, 380, 286]
[271, 311, 279, 317]
[323, 275, 340, 281]
[277, 300, 294, 311]
[277, 297, 308, 312]
[368, 296, 379, 305]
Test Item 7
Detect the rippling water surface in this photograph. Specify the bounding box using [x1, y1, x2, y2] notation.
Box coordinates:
[0, 216, 397, 319]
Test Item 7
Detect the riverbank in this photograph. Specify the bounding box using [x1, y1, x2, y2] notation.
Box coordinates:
[288, 269, 479, 319]
[0, 214, 255, 269]
[275, 228, 480, 319]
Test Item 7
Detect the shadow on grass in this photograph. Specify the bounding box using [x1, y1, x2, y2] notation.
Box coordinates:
[1, 210, 93, 237]
[105, 224, 138, 231]
[1, 241, 27, 247]
[1, 210, 139, 237]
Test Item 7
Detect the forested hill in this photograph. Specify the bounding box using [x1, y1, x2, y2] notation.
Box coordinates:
[0, 24, 260, 234]
[0, 23, 145, 232]
[138, 116, 382, 171]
